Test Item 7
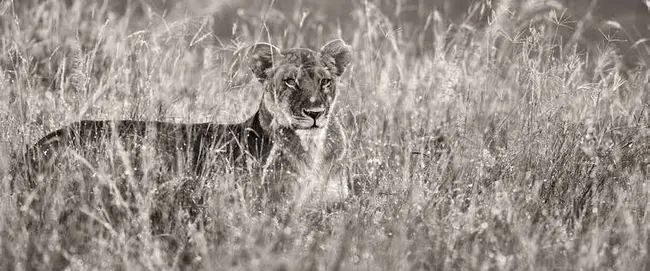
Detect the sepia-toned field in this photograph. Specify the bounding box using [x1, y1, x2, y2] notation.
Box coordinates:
[1, 0, 649, 270]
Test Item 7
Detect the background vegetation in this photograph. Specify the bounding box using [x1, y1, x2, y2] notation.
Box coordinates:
[1, 0, 649, 269]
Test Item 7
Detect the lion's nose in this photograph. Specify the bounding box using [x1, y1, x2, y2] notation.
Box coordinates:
[302, 107, 325, 120]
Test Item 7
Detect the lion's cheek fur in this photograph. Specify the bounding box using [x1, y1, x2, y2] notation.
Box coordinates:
[263, 93, 294, 128]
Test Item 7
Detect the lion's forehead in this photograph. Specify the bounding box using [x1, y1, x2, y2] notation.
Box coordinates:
[275, 50, 331, 76]
[281, 49, 319, 64]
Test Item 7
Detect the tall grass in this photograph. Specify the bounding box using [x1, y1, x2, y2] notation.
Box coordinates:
[1, 0, 649, 270]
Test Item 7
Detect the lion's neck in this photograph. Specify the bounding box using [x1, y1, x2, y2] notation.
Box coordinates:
[293, 128, 327, 167]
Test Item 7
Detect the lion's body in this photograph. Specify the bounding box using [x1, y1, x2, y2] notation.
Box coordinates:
[26, 39, 353, 208]
[28, 113, 271, 176]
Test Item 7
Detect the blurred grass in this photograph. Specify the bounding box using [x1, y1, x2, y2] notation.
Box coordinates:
[1, 0, 650, 270]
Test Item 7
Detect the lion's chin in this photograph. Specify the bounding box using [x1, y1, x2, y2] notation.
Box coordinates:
[290, 117, 328, 130]
[292, 121, 326, 130]
[293, 124, 324, 130]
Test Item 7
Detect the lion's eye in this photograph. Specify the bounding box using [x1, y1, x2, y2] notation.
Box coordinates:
[284, 78, 297, 88]
[320, 78, 331, 88]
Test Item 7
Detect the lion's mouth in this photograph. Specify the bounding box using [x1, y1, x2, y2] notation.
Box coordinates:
[294, 123, 324, 130]
[292, 118, 326, 130]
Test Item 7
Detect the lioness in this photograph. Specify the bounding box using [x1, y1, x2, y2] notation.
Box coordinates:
[26, 39, 352, 209]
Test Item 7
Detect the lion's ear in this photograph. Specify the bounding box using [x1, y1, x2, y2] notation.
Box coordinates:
[320, 39, 352, 77]
[248, 43, 281, 82]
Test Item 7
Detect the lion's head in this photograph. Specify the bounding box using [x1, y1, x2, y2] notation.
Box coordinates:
[248, 39, 352, 130]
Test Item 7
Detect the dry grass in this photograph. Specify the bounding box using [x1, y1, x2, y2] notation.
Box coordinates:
[1, 0, 649, 270]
